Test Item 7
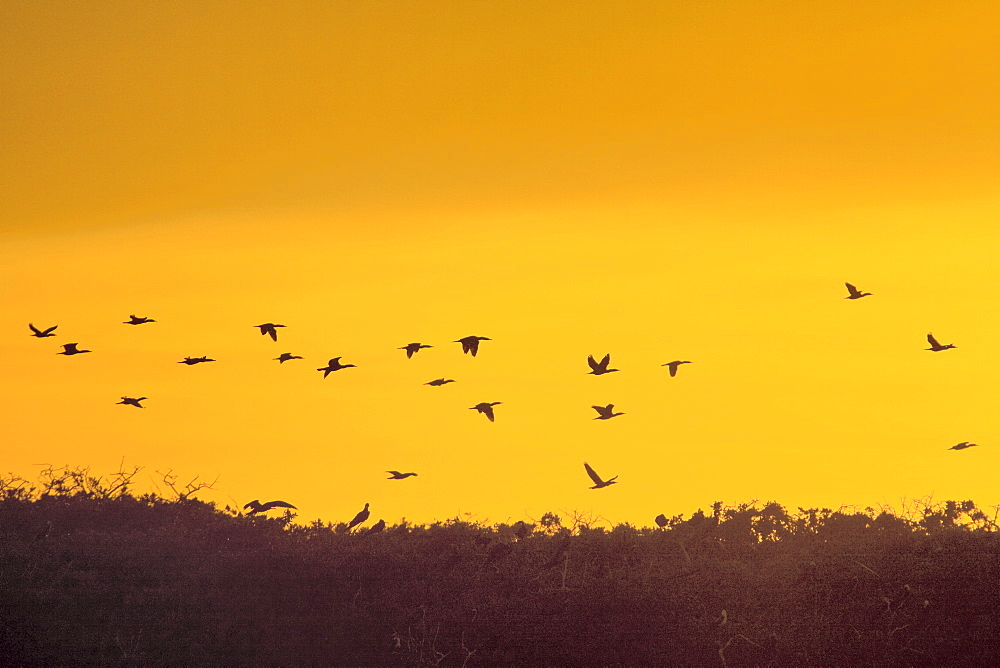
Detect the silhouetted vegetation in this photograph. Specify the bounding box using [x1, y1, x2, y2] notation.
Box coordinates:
[3, 467, 1000, 665]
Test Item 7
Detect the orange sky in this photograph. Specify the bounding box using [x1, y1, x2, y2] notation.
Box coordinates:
[3, 1, 1000, 528]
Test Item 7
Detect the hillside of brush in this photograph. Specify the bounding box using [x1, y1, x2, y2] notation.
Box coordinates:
[2, 467, 999, 666]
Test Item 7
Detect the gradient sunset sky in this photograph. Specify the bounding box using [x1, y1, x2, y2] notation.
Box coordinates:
[4, 1, 1000, 528]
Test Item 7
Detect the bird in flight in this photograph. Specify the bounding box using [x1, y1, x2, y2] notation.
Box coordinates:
[662, 360, 692, 377]
[58, 343, 91, 355]
[925, 333, 956, 352]
[255, 323, 286, 341]
[399, 342, 432, 358]
[117, 396, 146, 408]
[274, 352, 303, 363]
[178, 356, 215, 365]
[425, 378, 456, 386]
[387, 471, 418, 479]
[347, 503, 370, 530]
[470, 401, 502, 422]
[317, 357, 356, 378]
[948, 442, 980, 451]
[455, 335, 491, 356]
[592, 404, 624, 420]
[124, 315, 155, 325]
[844, 282, 872, 299]
[28, 323, 58, 338]
[584, 462, 618, 489]
[587, 354, 619, 375]
[244, 499, 297, 515]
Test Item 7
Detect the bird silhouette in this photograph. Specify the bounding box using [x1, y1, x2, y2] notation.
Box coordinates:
[592, 404, 624, 420]
[925, 333, 956, 352]
[844, 282, 872, 299]
[584, 462, 618, 489]
[29, 323, 58, 337]
[366, 519, 386, 534]
[425, 378, 456, 386]
[347, 503, 370, 530]
[948, 442, 980, 451]
[124, 315, 155, 325]
[274, 352, 303, 363]
[654, 513, 668, 528]
[317, 357, 356, 378]
[178, 356, 215, 365]
[255, 323, 285, 341]
[455, 335, 491, 356]
[117, 396, 146, 408]
[470, 401, 502, 422]
[400, 342, 432, 358]
[387, 471, 418, 479]
[243, 499, 297, 515]
[58, 343, 91, 355]
[662, 360, 692, 377]
[587, 354, 619, 375]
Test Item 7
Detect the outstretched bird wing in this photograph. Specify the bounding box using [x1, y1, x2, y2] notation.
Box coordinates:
[845, 282, 860, 296]
[587, 355, 599, 371]
[583, 462, 604, 485]
[927, 333, 941, 347]
[265, 500, 297, 510]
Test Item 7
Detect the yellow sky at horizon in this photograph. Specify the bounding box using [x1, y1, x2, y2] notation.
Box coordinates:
[4, 1, 1000, 527]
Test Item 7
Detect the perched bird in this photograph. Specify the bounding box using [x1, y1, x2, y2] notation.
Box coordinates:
[367, 519, 386, 534]
[425, 378, 456, 386]
[58, 343, 91, 355]
[243, 499, 297, 515]
[124, 315, 155, 325]
[178, 356, 215, 365]
[470, 401, 502, 422]
[387, 471, 418, 479]
[844, 282, 872, 299]
[455, 335, 491, 357]
[255, 323, 286, 341]
[584, 462, 618, 489]
[587, 354, 619, 375]
[347, 503, 371, 530]
[400, 342, 432, 358]
[925, 333, 956, 352]
[317, 357, 356, 378]
[662, 360, 692, 377]
[28, 323, 58, 338]
[654, 513, 668, 528]
[948, 442, 980, 451]
[117, 396, 146, 408]
[274, 352, 303, 363]
[592, 404, 624, 420]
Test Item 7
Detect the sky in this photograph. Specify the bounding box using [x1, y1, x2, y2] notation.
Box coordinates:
[3, 0, 1000, 529]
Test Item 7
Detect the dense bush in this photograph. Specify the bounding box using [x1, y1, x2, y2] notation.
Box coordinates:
[2, 467, 999, 665]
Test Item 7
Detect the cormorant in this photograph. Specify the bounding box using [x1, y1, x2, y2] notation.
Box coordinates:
[948, 442, 980, 451]
[347, 503, 370, 530]
[243, 499, 297, 515]
[844, 283, 872, 299]
[274, 352, 303, 363]
[317, 357, 356, 377]
[178, 356, 215, 365]
[387, 471, 418, 479]
[592, 404, 624, 420]
[587, 354, 619, 375]
[367, 519, 386, 534]
[662, 360, 692, 377]
[124, 315, 155, 325]
[117, 396, 146, 408]
[455, 335, 491, 356]
[925, 333, 956, 352]
[58, 343, 91, 355]
[584, 462, 618, 489]
[400, 342, 432, 358]
[29, 323, 57, 337]
[470, 401, 502, 422]
[255, 323, 286, 341]
[425, 378, 456, 386]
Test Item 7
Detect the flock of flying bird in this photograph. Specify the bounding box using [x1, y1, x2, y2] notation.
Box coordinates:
[25, 281, 981, 529]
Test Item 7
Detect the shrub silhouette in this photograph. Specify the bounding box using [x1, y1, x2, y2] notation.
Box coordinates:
[2, 467, 1000, 665]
